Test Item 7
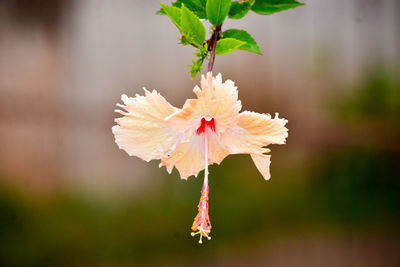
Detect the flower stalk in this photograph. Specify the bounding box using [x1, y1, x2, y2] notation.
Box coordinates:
[207, 25, 222, 72]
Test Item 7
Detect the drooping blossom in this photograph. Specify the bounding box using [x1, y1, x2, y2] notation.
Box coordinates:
[112, 72, 288, 243]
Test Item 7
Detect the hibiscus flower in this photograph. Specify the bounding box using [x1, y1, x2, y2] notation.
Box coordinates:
[112, 72, 288, 243]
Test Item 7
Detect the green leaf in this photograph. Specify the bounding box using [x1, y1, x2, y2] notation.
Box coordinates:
[157, 1, 184, 15]
[215, 38, 245, 55]
[251, 0, 305, 15]
[206, 0, 232, 26]
[157, 1, 207, 19]
[158, 3, 182, 30]
[180, 4, 206, 45]
[181, 0, 207, 19]
[222, 29, 262, 55]
[156, 9, 166, 15]
[229, 0, 255, 19]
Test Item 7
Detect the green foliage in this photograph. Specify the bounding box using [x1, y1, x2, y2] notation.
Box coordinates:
[182, 0, 207, 19]
[251, 0, 305, 15]
[159, 4, 182, 31]
[156, 0, 181, 15]
[229, 0, 255, 19]
[158, 0, 304, 78]
[222, 29, 262, 54]
[157, 0, 207, 19]
[158, 3, 205, 47]
[215, 38, 245, 55]
[189, 44, 209, 79]
[180, 4, 206, 45]
[159, 2, 207, 78]
[206, 0, 232, 26]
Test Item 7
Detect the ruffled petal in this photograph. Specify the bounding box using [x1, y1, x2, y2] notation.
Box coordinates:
[221, 111, 288, 154]
[238, 111, 288, 145]
[220, 111, 288, 180]
[250, 154, 271, 180]
[166, 72, 242, 134]
[207, 130, 230, 165]
[161, 134, 204, 179]
[219, 125, 266, 155]
[165, 99, 198, 133]
[160, 129, 229, 179]
[112, 89, 182, 162]
[194, 73, 242, 133]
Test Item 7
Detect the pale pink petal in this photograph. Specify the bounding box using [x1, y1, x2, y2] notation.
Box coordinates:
[160, 129, 229, 179]
[194, 73, 242, 133]
[219, 111, 287, 180]
[208, 129, 230, 165]
[161, 134, 204, 179]
[238, 111, 288, 145]
[219, 125, 267, 155]
[167, 72, 242, 134]
[220, 111, 288, 154]
[112, 89, 182, 162]
[165, 99, 198, 133]
[160, 72, 240, 179]
[250, 154, 271, 180]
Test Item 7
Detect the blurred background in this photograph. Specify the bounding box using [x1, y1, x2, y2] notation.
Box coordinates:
[0, 0, 399, 266]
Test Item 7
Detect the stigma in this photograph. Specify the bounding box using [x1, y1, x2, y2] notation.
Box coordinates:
[196, 117, 216, 135]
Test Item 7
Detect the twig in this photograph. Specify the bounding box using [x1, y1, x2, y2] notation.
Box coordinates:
[207, 25, 222, 73]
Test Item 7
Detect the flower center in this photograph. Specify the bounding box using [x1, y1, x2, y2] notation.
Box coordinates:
[196, 117, 215, 135]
